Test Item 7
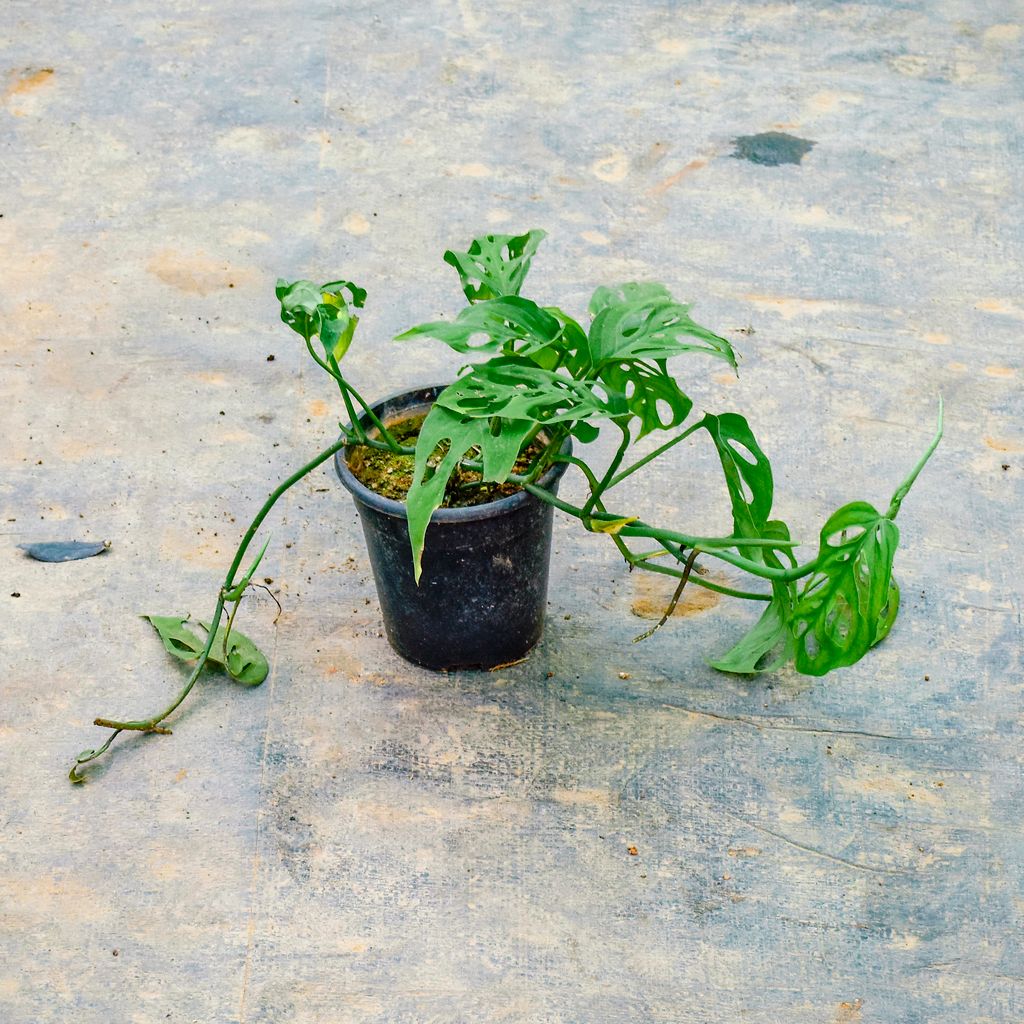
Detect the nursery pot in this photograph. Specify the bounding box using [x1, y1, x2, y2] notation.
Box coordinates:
[335, 385, 571, 670]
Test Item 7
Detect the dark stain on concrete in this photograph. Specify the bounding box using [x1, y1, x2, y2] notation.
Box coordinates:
[732, 131, 816, 166]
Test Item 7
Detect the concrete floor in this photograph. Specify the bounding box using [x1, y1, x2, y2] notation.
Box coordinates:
[2, 1, 1022, 1021]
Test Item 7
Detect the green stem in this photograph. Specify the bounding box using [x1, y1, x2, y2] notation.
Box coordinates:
[886, 396, 944, 520]
[69, 436, 350, 782]
[582, 420, 631, 516]
[608, 418, 706, 488]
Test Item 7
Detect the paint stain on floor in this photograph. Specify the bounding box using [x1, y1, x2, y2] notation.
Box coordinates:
[732, 131, 815, 166]
[631, 571, 722, 619]
[4, 67, 54, 100]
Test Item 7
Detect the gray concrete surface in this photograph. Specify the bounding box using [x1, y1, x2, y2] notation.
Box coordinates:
[2, 1, 1022, 1021]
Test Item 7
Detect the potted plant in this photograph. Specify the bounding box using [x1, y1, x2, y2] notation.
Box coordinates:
[69, 229, 942, 782]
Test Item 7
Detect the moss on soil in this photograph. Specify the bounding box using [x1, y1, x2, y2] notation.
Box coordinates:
[349, 414, 546, 508]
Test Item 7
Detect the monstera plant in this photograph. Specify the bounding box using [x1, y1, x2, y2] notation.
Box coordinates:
[70, 229, 941, 781]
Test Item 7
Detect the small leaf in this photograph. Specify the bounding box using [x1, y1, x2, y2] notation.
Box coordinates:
[435, 360, 612, 424]
[700, 413, 774, 561]
[396, 296, 561, 356]
[443, 229, 547, 302]
[710, 592, 794, 674]
[223, 537, 270, 602]
[598, 361, 692, 437]
[590, 515, 638, 535]
[587, 283, 737, 368]
[199, 622, 269, 686]
[405, 403, 533, 581]
[19, 540, 110, 562]
[790, 502, 901, 676]
[143, 615, 208, 662]
[277, 277, 365, 362]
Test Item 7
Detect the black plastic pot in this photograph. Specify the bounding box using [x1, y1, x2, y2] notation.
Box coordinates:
[335, 385, 570, 670]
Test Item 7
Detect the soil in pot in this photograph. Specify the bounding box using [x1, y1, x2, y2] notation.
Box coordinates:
[348, 413, 547, 507]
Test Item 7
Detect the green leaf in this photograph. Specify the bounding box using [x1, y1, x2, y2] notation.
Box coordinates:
[790, 502, 901, 676]
[395, 296, 561, 356]
[443, 229, 547, 302]
[406, 403, 534, 582]
[223, 537, 270, 603]
[598, 360, 693, 437]
[710, 519, 797, 674]
[276, 278, 365, 361]
[143, 615, 208, 662]
[590, 515, 638, 535]
[435, 360, 613, 424]
[199, 622, 269, 686]
[710, 592, 794, 674]
[143, 615, 269, 685]
[700, 413, 774, 559]
[587, 283, 737, 369]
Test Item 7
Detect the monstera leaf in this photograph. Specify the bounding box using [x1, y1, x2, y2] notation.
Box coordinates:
[443, 230, 547, 303]
[710, 520, 797, 674]
[143, 616, 269, 685]
[790, 502, 901, 676]
[598, 360, 693, 437]
[435, 360, 613, 424]
[405, 403, 534, 581]
[587, 283, 737, 368]
[396, 296, 562, 356]
[699, 413, 774, 560]
[276, 278, 366, 361]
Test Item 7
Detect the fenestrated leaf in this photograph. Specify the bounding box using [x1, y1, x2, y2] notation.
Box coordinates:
[199, 621, 269, 686]
[598, 360, 693, 437]
[143, 615, 269, 685]
[710, 519, 797, 674]
[18, 540, 109, 562]
[700, 413, 773, 560]
[406, 403, 534, 582]
[710, 591, 794, 674]
[435, 360, 613, 425]
[443, 229, 547, 302]
[790, 502, 901, 676]
[395, 296, 561, 356]
[587, 283, 737, 369]
[276, 277, 366, 361]
[144, 615, 208, 662]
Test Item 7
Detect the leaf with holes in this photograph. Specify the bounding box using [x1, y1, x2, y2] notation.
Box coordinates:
[599, 360, 693, 437]
[587, 283, 737, 369]
[790, 502, 901, 676]
[143, 615, 269, 685]
[405, 403, 534, 582]
[700, 413, 774, 560]
[711, 520, 797, 673]
[435, 360, 613, 424]
[199, 622, 269, 686]
[143, 615, 208, 663]
[395, 296, 562, 356]
[276, 278, 366, 361]
[443, 229, 547, 303]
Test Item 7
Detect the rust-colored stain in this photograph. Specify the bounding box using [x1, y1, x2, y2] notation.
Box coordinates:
[984, 365, 1015, 379]
[147, 249, 250, 295]
[631, 571, 721, 619]
[648, 157, 707, 195]
[984, 436, 1023, 453]
[4, 67, 54, 100]
[834, 998, 864, 1023]
[308, 398, 329, 417]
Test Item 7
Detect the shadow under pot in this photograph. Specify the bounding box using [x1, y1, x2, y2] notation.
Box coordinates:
[334, 384, 571, 671]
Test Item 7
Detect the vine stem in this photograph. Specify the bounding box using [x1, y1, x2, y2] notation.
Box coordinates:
[69, 436, 350, 782]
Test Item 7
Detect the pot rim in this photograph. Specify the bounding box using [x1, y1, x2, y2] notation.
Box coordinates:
[334, 383, 571, 523]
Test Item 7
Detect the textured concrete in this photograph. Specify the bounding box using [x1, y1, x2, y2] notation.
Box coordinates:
[1, 1, 1022, 1021]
